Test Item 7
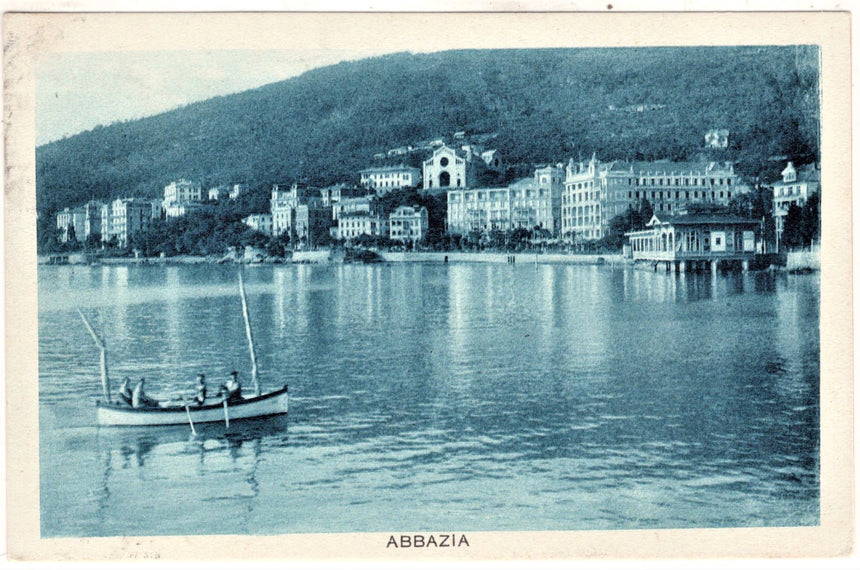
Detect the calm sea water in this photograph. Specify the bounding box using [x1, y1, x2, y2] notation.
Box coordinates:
[38, 262, 819, 537]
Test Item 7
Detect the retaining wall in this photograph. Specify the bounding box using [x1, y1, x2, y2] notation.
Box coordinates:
[378, 251, 624, 265]
[786, 250, 820, 271]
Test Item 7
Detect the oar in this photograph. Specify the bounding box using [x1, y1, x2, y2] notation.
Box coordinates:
[223, 399, 230, 428]
[184, 405, 197, 436]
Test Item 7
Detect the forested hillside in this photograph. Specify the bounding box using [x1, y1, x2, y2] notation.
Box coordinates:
[36, 46, 819, 221]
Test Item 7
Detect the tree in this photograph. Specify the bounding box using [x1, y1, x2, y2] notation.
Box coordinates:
[84, 232, 102, 250]
[638, 198, 654, 223]
[800, 191, 820, 246]
[266, 233, 291, 257]
[603, 206, 646, 250]
[781, 203, 804, 249]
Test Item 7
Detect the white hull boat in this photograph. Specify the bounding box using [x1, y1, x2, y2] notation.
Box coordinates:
[96, 385, 289, 427]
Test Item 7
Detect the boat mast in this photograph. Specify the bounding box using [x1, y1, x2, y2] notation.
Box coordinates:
[238, 272, 260, 396]
[77, 309, 112, 403]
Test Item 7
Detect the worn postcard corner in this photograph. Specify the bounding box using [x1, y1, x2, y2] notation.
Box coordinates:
[3, 8, 854, 563]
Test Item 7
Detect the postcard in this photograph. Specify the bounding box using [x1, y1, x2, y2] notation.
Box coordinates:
[4, 9, 853, 561]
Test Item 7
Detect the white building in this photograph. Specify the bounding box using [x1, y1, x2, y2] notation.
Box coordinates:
[164, 179, 202, 205]
[208, 186, 226, 201]
[229, 184, 247, 199]
[359, 165, 421, 194]
[561, 156, 746, 242]
[270, 182, 326, 240]
[389, 205, 428, 244]
[56, 207, 86, 242]
[164, 202, 204, 219]
[423, 145, 473, 191]
[163, 179, 203, 218]
[332, 212, 389, 241]
[446, 186, 510, 235]
[772, 161, 820, 250]
[445, 166, 563, 236]
[82, 201, 104, 241]
[423, 144, 503, 192]
[101, 198, 157, 247]
[319, 183, 368, 207]
[333, 196, 373, 221]
[243, 213, 274, 236]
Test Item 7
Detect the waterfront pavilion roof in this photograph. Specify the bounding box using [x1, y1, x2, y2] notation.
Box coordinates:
[646, 213, 759, 227]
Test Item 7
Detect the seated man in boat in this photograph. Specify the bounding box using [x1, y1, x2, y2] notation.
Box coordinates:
[192, 373, 207, 407]
[220, 370, 243, 404]
[118, 376, 134, 406]
[132, 378, 161, 408]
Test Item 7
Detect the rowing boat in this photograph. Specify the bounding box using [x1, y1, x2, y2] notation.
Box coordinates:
[80, 272, 290, 428]
[96, 385, 289, 426]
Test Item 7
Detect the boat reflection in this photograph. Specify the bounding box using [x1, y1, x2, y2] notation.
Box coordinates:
[96, 414, 290, 463]
[95, 415, 290, 534]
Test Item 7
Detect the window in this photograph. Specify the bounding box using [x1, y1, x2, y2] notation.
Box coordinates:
[440, 157, 449, 167]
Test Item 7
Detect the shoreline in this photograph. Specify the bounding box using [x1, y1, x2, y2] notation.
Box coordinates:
[38, 250, 626, 267]
[37, 248, 820, 272]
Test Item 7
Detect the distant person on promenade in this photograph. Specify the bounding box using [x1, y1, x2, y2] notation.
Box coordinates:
[193, 373, 207, 407]
[132, 378, 160, 408]
[220, 371, 243, 404]
[118, 376, 133, 405]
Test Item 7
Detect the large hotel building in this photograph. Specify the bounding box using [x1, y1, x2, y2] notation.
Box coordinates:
[561, 157, 747, 241]
[446, 165, 563, 235]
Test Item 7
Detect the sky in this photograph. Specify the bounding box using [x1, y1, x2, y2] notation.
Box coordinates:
[35, 48, 391, 146]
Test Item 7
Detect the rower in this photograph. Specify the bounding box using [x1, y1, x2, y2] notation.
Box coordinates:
[132, 378, 160, 408]
[118, 376, 133, 406]
[220, 370, 243, 404]
[193, 373, 207, 407]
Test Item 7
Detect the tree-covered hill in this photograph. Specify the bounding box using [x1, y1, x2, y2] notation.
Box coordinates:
[36, 46, 819, 221]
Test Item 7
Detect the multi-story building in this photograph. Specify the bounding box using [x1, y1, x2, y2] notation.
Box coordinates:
[102, 198, 157, 247]
[561, 156, 746, 242]
[319, 183, 368, 207]
[772, 161, 820, 250]
[163, 179, 202, 205]
[82, 201, 103, 240]
[243, 213, 274, 236]
[164, 202, 205, 219]
[359, 165, 421, 194]
[270, 182, 327, 241]
[294, 204, 330, 246]
[446, 186, 509, 235]
[332, 196, 373, 221]
[390, 206, 429, 244]
[163, 179, 203, 218]
[445, 166, 563, 236]
[333, 212, 389, 241]
[56, 207, 86, 242]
